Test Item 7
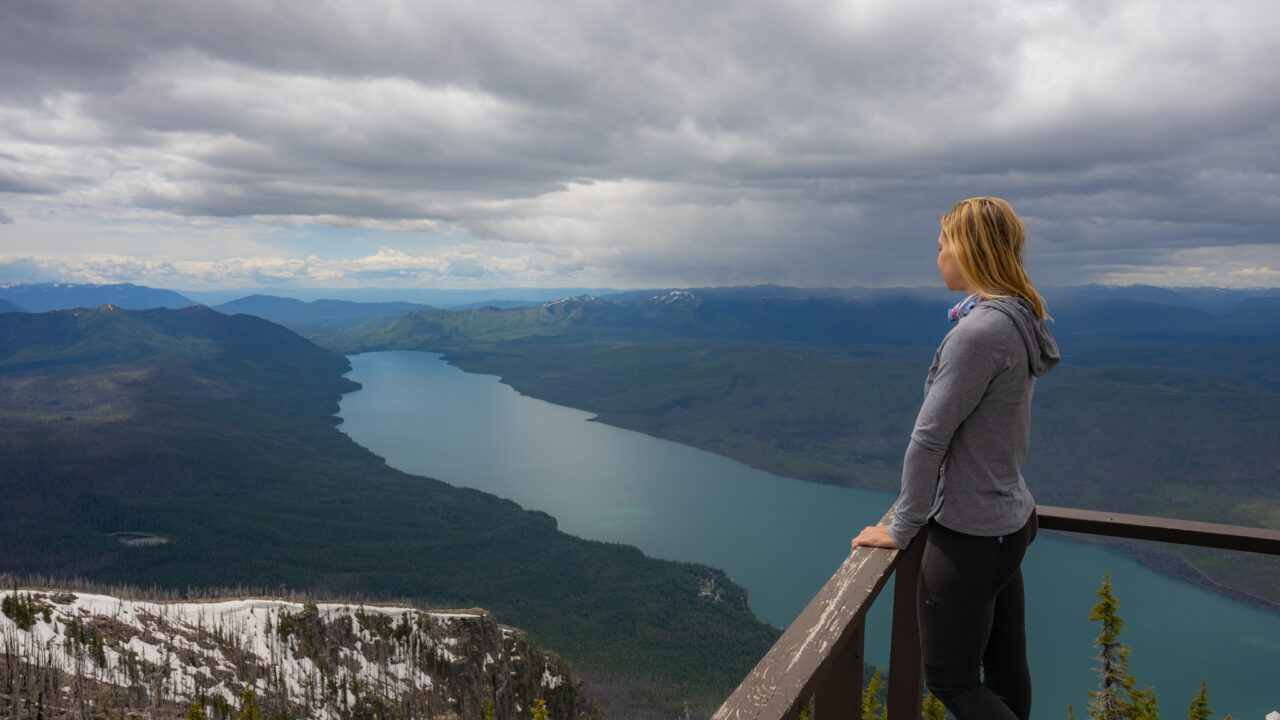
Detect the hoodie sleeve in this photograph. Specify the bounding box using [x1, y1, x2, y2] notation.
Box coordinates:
[887, 317, 1013, 548]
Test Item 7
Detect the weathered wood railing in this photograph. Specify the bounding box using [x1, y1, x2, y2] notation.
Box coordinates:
[713, 505, 1280, 720]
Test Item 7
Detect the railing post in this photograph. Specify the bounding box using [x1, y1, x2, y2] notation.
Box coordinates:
[717, 503, 1279, 720]
[813, 618, 864, 719]
[886, 527, 926, 720]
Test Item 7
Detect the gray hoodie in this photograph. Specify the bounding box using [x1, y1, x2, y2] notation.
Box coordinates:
[887, 296, 1060, 548]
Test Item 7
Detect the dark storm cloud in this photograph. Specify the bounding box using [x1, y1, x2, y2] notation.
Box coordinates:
[0, 0, 1277, 287]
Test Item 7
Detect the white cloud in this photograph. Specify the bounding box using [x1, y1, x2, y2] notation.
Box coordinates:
[1087, 243, 1280, 288]
[250, 215, 442, 233]
[0, 0, 1277, 289]
[0, 239, 618, 289]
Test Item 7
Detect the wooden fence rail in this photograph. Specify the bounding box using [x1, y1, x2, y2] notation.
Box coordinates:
[713, 505, 1280, 720]
[1036, 505, 1280, 554]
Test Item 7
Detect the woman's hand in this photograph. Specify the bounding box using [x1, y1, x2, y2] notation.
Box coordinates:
[850, 525, 899, 551]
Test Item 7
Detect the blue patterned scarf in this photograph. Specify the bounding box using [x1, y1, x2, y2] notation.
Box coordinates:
[948, 293, 986, 322]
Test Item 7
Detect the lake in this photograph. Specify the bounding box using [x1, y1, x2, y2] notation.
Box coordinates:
[337, 350, 1279, 719]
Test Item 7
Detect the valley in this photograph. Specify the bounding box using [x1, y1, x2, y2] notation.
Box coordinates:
[0, 305, 779, 719]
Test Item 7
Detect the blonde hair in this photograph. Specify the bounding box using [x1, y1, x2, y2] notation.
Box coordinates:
[940, 197, 1050, 320]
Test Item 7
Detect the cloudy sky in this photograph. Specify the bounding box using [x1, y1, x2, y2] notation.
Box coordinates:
[1, 0, 1277, 292]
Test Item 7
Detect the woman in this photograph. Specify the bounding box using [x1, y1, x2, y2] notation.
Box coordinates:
[850, 197, 1059, 720]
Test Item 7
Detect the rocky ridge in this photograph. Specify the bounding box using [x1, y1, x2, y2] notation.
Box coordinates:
[1, 588, 595, 720]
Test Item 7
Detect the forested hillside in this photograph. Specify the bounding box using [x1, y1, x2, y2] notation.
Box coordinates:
[212, 295, 434, 336]
[327, 289, 1280, 610]
[0, 305, 779, 719]
[0, 586, 595, 720]
[0, 282, 195, 311]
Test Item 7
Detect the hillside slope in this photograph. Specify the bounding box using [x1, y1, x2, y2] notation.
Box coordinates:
[0, 282, 195, 311]
[0, 587, 592, 720]
[0, 306, 779, 718]
[213, 295, 434, 336]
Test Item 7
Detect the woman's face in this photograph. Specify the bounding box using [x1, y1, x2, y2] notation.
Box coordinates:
[937, 229, 970, 292]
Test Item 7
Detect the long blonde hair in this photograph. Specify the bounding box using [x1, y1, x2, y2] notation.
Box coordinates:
[941, 197, 1050, 320]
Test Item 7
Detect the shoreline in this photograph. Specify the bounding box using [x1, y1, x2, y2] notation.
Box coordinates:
[430, 350, 1280, 618]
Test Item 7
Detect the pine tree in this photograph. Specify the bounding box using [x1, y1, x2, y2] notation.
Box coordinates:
[91, 631, 108, 669]
[1087, 574, 1159, 720]
[19, 593, 35, 629]
[861, 668, 886, 720]
[921, 691, 946, 720]
[238, 688, 264, 720]
[1187, 679, 1212, 720]
[2, 587, 37, 630]
[1129, 685, 1160, 720]
[1088, 574, 1131, 719]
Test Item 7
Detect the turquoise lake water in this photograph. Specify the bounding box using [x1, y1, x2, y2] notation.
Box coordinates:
[337, 350, 1279, 719]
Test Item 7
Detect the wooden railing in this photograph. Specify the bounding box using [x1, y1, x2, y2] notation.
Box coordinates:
[712, 505, 1280, 720]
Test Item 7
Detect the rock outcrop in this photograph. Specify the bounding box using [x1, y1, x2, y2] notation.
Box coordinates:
[0, 588, 596, 720]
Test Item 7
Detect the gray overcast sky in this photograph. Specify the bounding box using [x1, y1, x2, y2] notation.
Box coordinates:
[1, 0, 1278, 290]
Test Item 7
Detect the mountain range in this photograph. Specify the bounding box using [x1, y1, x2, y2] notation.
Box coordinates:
[0, 283, 196, 312]
[211, 295, 435, 336]
[323, 288, 1280, 355]
[5, 280, 1280, 323]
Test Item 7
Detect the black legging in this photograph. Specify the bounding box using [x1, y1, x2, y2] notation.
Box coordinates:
[918, 511, 1038, 720]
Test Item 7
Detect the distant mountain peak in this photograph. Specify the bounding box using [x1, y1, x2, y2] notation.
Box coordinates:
[541, 295, 619, 315]
[0, 282, 195, 312]
[69, 303, 122, 317]
[544, 294, 600, 306]
[642, 290, 702, 308]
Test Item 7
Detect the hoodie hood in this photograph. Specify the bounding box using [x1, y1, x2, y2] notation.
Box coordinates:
[980, 296, 1060, 377]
